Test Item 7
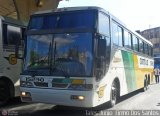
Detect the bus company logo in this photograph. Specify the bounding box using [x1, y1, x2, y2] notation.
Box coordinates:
[4, 54, 17, 65]
[9, 54, 17, 65]
[1, 110, 8, 116]
[98, 85, 107, 98]
[140, 58, 148, 66]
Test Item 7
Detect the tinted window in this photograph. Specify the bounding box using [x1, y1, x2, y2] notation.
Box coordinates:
[149, 46, 152, 56]
[29, 10, 95, 30]
[144, 43, 149, 55]
[139, 39, 144, 53]
[132, 36, 139, 51]
[118, 27, 123, 46]
[151, 47, 153, 56]
[124, 30, 132, 49]
[3, 24, 21, 46]
[99, 13, 110, 36]
[112, 22, 123, 46]
[2, 24, 7, 45]
[25, 33, 93, 76]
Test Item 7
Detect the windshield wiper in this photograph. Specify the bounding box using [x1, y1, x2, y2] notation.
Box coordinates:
[49, 38, 54, 74]
[49, 37, 70, 78]
[52, 65, 70, 78]
[53, 42, 57, 66]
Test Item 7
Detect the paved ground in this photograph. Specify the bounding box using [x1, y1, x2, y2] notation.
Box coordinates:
[0, 83, 160, 116]
[110, 83, 160, 110]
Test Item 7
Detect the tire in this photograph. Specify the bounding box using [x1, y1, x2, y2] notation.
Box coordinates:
[148, 75, 150, 85]
[0, 81, 10, 106]
[108, 81, 118, 107]
[143, 79, 148, 92]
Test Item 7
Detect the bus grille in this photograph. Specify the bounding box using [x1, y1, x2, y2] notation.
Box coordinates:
[52, 83, 68, 88]
[34, 82, 48, 87]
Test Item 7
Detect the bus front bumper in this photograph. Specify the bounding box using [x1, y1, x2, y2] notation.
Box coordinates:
[20, 87, 94, 108]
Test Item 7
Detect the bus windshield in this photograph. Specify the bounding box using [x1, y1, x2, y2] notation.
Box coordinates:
[29, 10, 96, 30]
[24, 33, 93, 77]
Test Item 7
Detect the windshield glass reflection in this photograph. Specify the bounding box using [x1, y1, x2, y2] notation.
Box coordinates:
[24, 33, 93, 77]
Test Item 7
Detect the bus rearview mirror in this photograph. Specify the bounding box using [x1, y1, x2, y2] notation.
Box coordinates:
[15, 39, 23, 59]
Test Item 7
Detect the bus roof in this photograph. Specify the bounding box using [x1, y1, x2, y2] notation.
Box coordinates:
[33, 6, 108, 15]
[32, 6, 152, 46]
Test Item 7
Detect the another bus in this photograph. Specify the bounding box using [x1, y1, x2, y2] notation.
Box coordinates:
[0, 16, 26, 105]
[20, 7, 154, 107]
[154, 56, 160, 68]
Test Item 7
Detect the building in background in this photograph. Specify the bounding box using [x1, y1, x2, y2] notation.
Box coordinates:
[139, 27, 160, 57]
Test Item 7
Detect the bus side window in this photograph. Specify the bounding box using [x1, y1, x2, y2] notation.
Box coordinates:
[139, 39, 144, 53]
[144, 43, 147, 55]
[112, 22, 123, 47]
[98, 13, 111, 65]
[147, 44, 149, 56]
[124, 30, 132, 49]
[132, 36, 139, 52]
[2, 24, 7, 45]
[149, 46, 152, 56]
[3, 24, 21, 46]
[151, 47, 153, 56]
[98, 12, 110, 37]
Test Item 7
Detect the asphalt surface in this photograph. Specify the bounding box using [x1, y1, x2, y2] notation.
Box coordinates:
[0, 83, 160, 116]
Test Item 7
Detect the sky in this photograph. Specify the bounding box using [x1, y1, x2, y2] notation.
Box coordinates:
[58, 0, 160, 31]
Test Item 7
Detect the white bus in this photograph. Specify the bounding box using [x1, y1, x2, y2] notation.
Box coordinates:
[0, 16, 26, 105]
[20, 7, 154, 107]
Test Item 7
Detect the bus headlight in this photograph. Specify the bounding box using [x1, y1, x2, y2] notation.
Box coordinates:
[21, 92, 26, 96]
[21, 91, 32, 101]
[21, 91, 31, 97]
[71, 95, 85, 100]
[68, 84, 93, 91]
[78, 96, 85, 100]
[20, 81, 34, 87]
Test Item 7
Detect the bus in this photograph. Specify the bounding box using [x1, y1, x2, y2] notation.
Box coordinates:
[20, 7, 154, 108]
[154, 56, 160, 68]
[0, 16, 26, 105]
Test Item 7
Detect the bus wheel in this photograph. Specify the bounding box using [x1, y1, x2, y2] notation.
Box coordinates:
[148, 75, 150, 85]
[0, 81, 10, 106]
[143, 79, 148, 92]
[108, 81, 117, 107]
